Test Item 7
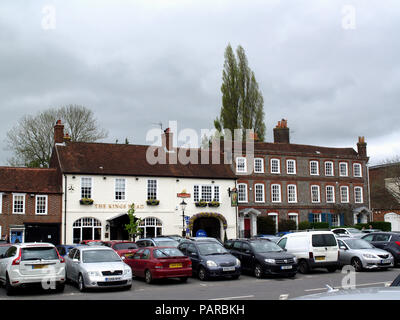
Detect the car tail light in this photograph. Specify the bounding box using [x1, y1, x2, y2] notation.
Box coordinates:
[155, 263, 163, 269]
[56, 249, 65, 263]
[395, 241, 400, 249]
[188, 261, 192, 268]
[12, 250, 22, 266]
[309, 252, 314, 259]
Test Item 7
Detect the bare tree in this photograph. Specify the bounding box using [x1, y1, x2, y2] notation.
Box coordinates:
[6, 105, 108, 167]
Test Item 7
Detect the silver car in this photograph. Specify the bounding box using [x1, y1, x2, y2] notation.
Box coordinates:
[65, 246, 132, 292]
[332, 228, 365, 238]
[337, 238, 394, 271]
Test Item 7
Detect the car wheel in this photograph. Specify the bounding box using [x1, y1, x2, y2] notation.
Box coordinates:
[298, 260, 310, 274]
[5, 274, 15, 296]
[254, 264, 263, 278]
[180, 277, 188, 283]
[198, 267, 208, 281]
[145, 270, 153, 284]
[78, 274, 86, 292]
[351, 257, 363, 272]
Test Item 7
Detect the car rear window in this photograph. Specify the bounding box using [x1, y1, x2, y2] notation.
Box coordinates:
[154, 240, 179, 247]
[154, 248, 185, 258]
[312, 234, 337, 247]
[21, 247, 59, 261]
[114, 243, 138, 250]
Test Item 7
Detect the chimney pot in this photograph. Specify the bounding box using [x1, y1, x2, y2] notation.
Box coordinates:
[54, 120, 64, 144]
[273, 119, 290, 143]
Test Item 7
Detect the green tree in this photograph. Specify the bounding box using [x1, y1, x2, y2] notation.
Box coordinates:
[278, 219, 297, 232]
[256, 216, 276, 235]
[124, 203, 142, 241]
[214, 44, 266, 141]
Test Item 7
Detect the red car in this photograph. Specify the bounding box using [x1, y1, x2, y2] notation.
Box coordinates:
[104, 241, 139, 257]
[124, 247, 192, 284]
[79, 240, 107, 246]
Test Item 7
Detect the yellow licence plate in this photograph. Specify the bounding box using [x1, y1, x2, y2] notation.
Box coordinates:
[169, 263, 183, 268]
[32, 265, 47, 269]
[315, 256, 325, 261]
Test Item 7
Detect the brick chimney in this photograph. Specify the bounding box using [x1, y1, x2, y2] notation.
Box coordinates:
[162, 128, 173, 151]
[357, 136, 367, 158]
[273, 119, 290, 143]
[54, 120, 64, 144]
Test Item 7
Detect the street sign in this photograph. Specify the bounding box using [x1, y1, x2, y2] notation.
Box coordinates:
[196, 229, 207, 237]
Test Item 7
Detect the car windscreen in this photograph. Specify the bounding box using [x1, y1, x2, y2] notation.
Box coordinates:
[82, 250, 121, 263]
[113, 243, 138, 250]
[251, 241, 283, 253]
[154, 240, 179, 247]
[21, 247, 59, 261]
[312, 234, 337, 247]
[344, 239, 374, 249]
[197, 243, 229, 255]
[347, 228, 362, 234]
[153, 248, 185, 258]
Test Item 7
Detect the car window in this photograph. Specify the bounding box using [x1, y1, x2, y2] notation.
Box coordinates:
[277, 238, 287, 249]
[374, 234, 391, 242]
[362, 234, 374, 242]
[178, 243, 188, 254]
[74, 249, 81, 261]
[344, 239, 374, 249]
[154, 240, 179, 247]
[232, 241, 242, 251]
[133, 249, 144, 259]
[136, 241, 145, 247]
[241, 243, 252, 253]
[154, 248, 185, 258]
[251, 241, 283, 253]
[141, 249, 151, 259]
[224, 240, 233, 249]
[5, 246, 17, 258]
[113, 243, 138, 250]
[187, 244, 197, 255]
[0, 246, 11, 257]
[68, 248, 76, 259]
[56, 247, 65, 256]
[21, 247, 59, 261]
[82, 250, 121, 263]
[312, 234, 337, 247]
[338, 240, 346, 248]
[333, 229, 344, 234]
[197, 243, 228, 255]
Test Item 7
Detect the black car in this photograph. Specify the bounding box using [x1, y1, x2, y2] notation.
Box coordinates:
[226, 239, 298, 278]
[178, 240, 241, 281]
[361, 232, 400, 265]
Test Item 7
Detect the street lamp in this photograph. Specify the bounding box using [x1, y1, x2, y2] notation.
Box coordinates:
[180, 199, 187, 237]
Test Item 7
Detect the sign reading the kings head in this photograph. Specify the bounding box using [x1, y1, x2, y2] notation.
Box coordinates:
[94, 204, 145, 210]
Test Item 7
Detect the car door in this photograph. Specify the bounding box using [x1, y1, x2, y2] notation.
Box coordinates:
[139, 249, 151, 276]
[187, 244, 200, 271]
[0, 246, 16, 282]
[240, 243, 254, 271]
[230, 241, 243, 261]
[65, 248, 76, 280]
[70, 249, 81, 282]
[338, 240, 352, 265]
[372, 234, 392, 250]
[129, 249, 144, 276]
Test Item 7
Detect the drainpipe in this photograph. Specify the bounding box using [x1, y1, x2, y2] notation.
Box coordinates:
[235, 180, 239, 238]
[64, 174, 67, 244]
[367, 162, 372, 222]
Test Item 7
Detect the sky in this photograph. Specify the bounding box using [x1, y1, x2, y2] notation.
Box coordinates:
[0, 0, 399, 166]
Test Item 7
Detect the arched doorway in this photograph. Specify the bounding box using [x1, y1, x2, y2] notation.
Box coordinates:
[73, 217, 102, 244]
[139, 217, 163, 238]
[189, 212, 227, 240]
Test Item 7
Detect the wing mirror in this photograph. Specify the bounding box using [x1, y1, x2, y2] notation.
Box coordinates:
[73, 258, 80, 263]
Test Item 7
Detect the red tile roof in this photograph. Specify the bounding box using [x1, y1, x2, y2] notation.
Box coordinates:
[54, 142, 236, 179]
[0, 167, 61, 194]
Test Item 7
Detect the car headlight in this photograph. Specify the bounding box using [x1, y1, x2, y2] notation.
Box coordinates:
[293, 257, 298, 263]
[362, 254, 376, 259]
[264, 259, 275, 264]
[236, 258, 241, 266]
[206, 260, 218, 267]
[87, 271, 101, 277]
[124, 268, 132, 275]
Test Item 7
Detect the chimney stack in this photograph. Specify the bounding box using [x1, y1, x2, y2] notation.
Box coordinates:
[162, 128, 173, 151]
[54, 120, 64, 144]
[273, 119, 290, 143]
[357, 136, 367, 158]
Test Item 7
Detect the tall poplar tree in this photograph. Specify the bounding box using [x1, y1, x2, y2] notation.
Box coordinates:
[214, 44, 266, 141]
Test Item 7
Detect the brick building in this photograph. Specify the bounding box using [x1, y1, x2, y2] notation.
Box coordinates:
[0, 167, 62, 244]
[234, 120, 371, 237]
[369, 162, 400, 231]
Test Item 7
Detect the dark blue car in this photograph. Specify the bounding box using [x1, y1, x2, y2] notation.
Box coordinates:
[56, 244, 80, 257]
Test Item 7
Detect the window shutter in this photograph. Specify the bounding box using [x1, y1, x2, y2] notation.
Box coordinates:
[327, 213, 332, 226]
[308, 213, 313, 222]
[339, 214, 345, 226]
[321, 213, 327, 222]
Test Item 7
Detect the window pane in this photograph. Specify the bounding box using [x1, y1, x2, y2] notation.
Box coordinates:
[115, 179, 126, 200]
[147, 180, 157, 200]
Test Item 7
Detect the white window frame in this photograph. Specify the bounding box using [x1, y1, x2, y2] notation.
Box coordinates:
[236, 157, 247, 173]
[193, 185, 200, 202]
[313, 213, 322, 223]
[287, 184, 297, 203]
[340, 186, 349, 203]
[147, 179, 158, 200]
[268, 213, 279, 233]
[81, 177, 93, 199]
[254, 184, 265, 203]
[310, 161, 319, 176]
[35, 195, 48, 215]
[325, 161, 334, 176]
[288, 213, 298, 229]
[354, 186, 363, 203]
[326, 185, 335, 203]
[353, 163, 362, 177]
[339, 162, 348, 177]
[238, 183, 248, 203]
[270, 158, 280, 174]
[115, 178, 126, 201]
[271, 184, 282, 203]
[13, 193, 26, 215]
[286, 159, 296, 175]
[254, 158, 264, 173]
[331, 214, 340, 227]
[311, 185, 321, 203]
[0, 193, 2, 214]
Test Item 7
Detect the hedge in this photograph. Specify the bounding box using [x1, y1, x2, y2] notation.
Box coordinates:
[278, 219, 297, 232]
[257, 216, 276, 235]
[355, 222, 392, 232]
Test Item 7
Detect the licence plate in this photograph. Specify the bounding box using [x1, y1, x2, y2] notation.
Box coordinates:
[32, 265, 47, 269]
[169, 263, 182, 268]
[223, 267, 235, 272]
[281, 266, 292, 270]
[315, 256, 325, 261]
[125, 254, 134, 258]
[381, 259, 391, 264]
[105, 277, 122, 282]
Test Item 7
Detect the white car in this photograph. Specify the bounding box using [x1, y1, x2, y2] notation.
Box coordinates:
[277, 231, 339, 274]
[331, 228, 364, 238]
[0, 242, 66, 296]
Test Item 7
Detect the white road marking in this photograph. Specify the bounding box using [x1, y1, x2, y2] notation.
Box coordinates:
[209, 295, 255, 300]
[304, 281, 393, 292]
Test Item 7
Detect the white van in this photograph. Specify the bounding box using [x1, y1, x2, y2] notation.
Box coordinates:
[276, 231, 339, 273]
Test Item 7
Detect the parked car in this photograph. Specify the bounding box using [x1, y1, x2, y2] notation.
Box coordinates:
[104, 241, 139, 258]
[337, 237, 394, 271]
[136, 237, 180, 248]
[227, 239, 297, 278]
[65, 246, 132, 292]
[254, 235, 281, 243]
[331, 228, 364, 238]
[361, 232, 400, 266]
[189, 237, 223, 244]
[178, 240, 241, 281]
[0, 242, 66, 295]
[56, 244, 79, 257]
[277, 231, 339, 274]
[124, 247, 192, 284]
[361, 229, 382, 234]
[79, 240, 108, 246]
[157, 235, 184, 243]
